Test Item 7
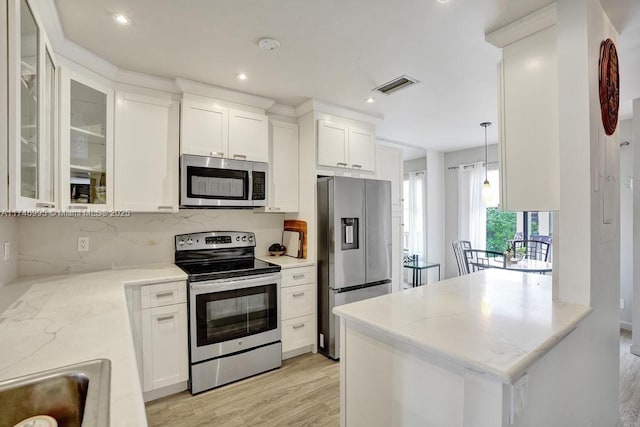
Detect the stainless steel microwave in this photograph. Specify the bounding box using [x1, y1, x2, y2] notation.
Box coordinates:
[180, 155, 268, 208]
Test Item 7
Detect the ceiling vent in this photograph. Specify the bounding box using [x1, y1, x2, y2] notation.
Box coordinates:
[373, 75, 419, 95]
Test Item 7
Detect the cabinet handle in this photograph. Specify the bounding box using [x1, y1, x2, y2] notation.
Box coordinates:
[337, 162, 348, 167]
[70, 205, 88, 210]
[292, 274, 305, 279]
[209, 151, 224, 158]
[292, 292, 305, 297]
[155, 292, 174, 298]
[36, 202, 54, 208]
[352, 164, 362, 169]
[292, 323, 306, 330]
[156, 315, 175, 322]
[233, 154, 247, 160]
[158, 206, 174, 210]
[270, 207, 281, 211]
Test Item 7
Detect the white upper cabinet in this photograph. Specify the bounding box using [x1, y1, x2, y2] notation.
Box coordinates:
[348, 126, 375, 171]
[180, 93, 268, 162]
[317, 119, 348, 167]
[115, 91, 180, 212]
[228, 109, 268, 162]
[180, 94, 228, 158]
[263, 119, 299, 213]
[317, 118, 375, 172]
[8, 0, 58, 210]
[59, 69, 114, 211]
[488, 6, 559, 212]
[499, 26, 559, 212]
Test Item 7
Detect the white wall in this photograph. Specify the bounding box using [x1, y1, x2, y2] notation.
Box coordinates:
[633, 98, 640, 348]
[0, 218, 19, 286]
[17, 211, 285, 276]
[443, 145, 499, 279]
[426, 151, 445, 282]
[619, 119, 633, 329]
[546, 0, 620, 425]
[404, 157, 426, 174]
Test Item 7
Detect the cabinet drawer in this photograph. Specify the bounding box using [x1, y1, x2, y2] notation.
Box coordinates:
[141, 281, 187, 309]
[281, 283, 314, 320]
[282, 315, 315, 353]
[282, 266, 315, 287]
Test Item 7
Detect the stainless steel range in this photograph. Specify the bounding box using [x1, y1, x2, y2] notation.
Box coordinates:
[175, 231, 282, 394]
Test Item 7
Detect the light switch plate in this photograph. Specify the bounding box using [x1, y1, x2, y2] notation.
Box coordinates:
[78, 237, 89, 252]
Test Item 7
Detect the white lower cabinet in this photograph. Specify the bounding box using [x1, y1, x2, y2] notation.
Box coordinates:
[280, 265, 316, 358]
[141, 303, 188, 392]
[127, 280, 188, 402]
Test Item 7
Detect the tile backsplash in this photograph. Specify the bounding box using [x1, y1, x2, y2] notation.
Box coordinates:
[18, 210, 285, 277]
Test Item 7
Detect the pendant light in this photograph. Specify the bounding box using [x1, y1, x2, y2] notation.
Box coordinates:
[480, 122, 492, 205]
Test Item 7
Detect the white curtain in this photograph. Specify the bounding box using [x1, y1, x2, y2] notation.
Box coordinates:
[458, 162, 486, 249]
[403, 171, 426, 259]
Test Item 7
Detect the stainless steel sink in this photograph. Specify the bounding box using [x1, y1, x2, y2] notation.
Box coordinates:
[0, 359, 110, 427]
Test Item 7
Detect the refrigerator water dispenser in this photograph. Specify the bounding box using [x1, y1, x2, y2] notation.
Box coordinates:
[341, 218, 359, 250]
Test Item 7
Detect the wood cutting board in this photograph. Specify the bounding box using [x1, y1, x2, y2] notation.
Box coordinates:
[284, 220, 307, 259]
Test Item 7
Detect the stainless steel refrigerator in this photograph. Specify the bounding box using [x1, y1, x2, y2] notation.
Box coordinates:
[317, 176, 392, 359]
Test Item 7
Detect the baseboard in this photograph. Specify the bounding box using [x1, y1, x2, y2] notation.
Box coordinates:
[283, 345, 313, 360]
[620, 320, 632, 331]
[143, 380, 188, 402]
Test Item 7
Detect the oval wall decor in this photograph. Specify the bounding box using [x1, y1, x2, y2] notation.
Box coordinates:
[599, 38, 620, 136]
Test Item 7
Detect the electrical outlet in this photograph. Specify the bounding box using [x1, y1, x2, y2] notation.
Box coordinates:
[3, 241, 9, 261]
[621, 298, 625, 310]
[78, 237, 89, 252]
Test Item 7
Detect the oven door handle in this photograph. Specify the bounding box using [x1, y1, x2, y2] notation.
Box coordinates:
[189, 273, 281, 292]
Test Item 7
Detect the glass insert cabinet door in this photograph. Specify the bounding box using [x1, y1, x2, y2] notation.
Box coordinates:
[59, 69, 114, 210]
[8, 0, 58, 210]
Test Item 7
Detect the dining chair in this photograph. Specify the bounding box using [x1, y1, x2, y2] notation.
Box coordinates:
[452, 240, 471, 275]
[463, 249, 506, 273]
[511, 240, 551, 262]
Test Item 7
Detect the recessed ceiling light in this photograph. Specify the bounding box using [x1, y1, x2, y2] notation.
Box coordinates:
[366, 97, 375, 104]
[438, 0, 449, 3]
[237, 73, 248, 81]
[258, 38, 281, 51]
[113, 14, 130, 25]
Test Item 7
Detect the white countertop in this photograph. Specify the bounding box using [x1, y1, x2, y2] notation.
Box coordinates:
[257, 255, 315, 269]
[0, 265, 187, 427]
[333, 269, 591, 384]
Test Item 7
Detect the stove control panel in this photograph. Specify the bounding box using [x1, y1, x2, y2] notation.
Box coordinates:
[175, 231, 256, 251]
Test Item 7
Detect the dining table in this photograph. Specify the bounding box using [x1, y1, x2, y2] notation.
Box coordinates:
[504, 258, 552, 273]
[467, 256, 552, 274]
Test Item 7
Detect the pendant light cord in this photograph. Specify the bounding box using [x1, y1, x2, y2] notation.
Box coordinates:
[480, 122, 491, 182]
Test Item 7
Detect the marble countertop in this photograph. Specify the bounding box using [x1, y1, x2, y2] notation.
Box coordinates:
[0, 265, 187, 426]
[257, 255, 315, 269]
[333, 269, 591, 384]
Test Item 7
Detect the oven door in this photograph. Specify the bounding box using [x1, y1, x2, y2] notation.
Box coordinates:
[189, 272, 281, 363]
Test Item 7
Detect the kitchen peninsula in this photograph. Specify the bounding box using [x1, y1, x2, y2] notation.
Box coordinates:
[334, 269, 591, 427]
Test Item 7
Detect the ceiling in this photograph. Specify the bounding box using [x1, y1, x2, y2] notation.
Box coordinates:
[53, 0, 640, 153]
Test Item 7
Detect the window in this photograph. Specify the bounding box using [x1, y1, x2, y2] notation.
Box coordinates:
[403, 172, 425, 258]
[484, 170, 553, 253]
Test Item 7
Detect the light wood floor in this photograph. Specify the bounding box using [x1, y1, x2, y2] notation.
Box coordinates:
[145, 353, 340, 427]
[147, 331, 640, 426]
[620, 329, 640, 426]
